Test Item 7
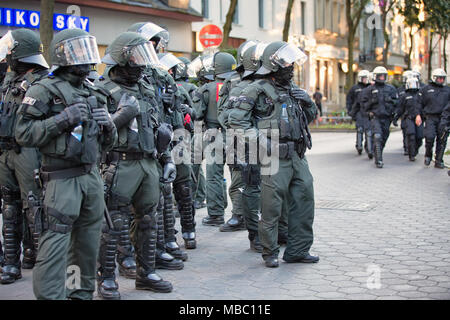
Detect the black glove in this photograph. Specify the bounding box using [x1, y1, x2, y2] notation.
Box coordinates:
[161, 162, 177, 183]
[92, 108, 114, 130]
[54, 100, 88, 131]
[392, 119, 398, 127]
[111, 93, 140, 129]
[179, 103, 192, 116]
[162, 86, 175, 107]
[291, 88, 312, 105]
[156, 123, 173, 154]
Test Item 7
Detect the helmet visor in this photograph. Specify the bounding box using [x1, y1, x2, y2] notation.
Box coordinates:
[405, 78, 419, 90]
[159, 53, 182, 71]
[128, 42, 158, 67]
[54, 35, 101, 66]
[176, 63, 187, 77]
[271, 43, 308, 68]
[0, 31, 16, 61]
[138, 23, 169, 49]
[187, 56, 202, 78]
[253, 43, 268, 61]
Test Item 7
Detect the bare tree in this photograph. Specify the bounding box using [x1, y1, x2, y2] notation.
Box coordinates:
[283, 0, 295, 42]
[220, 0, 238, 49]
[345, 0, 371, 90]
[40, 0, 55, 64]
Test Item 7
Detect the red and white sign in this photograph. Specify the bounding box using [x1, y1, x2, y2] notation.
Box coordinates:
[199, 24, 223, 48]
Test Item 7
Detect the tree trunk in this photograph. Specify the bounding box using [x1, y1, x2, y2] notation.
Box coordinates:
[283, 0, 295, 42]
[40, 0, 55, 64]
[407, 29, 414, 69]
[443, 33, 448, 74]
[346, 32, 355, 90]
[219, 0, 238, 49]
[382, 10, 390, 66]
[428, 30, 433, 81]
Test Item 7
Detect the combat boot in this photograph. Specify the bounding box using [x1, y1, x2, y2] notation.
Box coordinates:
[365, 130, 374, 159]
[263, 254, 279, 268]
[194, 200, 206, 209]
[135, 214, 172, 293]
[424, 139, 433, 166]
[202, 215, 224, 226]
[356, 128, 363, 155]
[163, 184, 188, 261]
[97, 213, 122, 300]
[434, 145, 446, 169]
[0, 193, 23, 285]
[116, 206, 136, 279]
[174, 182, 197, 250]
[155, 202, 184, 270]
[249, 232, 263, 253]
[373, 134, 384, 168]
[21, 247, 36, 270]
[219, 214, 246, 232]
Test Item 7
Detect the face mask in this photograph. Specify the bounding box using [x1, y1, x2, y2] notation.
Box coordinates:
[67, 64, 92, 79]
[111, 65, 145, 85]
[56, 65, 92, 87]
[272, 65, 294, 86]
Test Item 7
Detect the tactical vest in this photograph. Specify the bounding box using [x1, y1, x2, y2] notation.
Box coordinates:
[96, 77, 159, 155]
[253, 80, 304, 142]
[218, 79, 251, 129]
[34, 76, 106, 165]
[206, 80, 223, 128]
[401, 91, 420, 119]
[0, 70, 47, 144]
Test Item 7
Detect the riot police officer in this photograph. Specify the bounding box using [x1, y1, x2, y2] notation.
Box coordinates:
[175, 57, 198, 99]
[188, 55, 215, 210]
[361, 66, 398, 168]
[96, 32, 176, 299]
[398, 70, 413, 155]
[15, 28, 117, 300]
[194, 52, 236, 227]
[130, 22, 195, 254]
[393, 77, 423, 161]
[347, 70, 371, 156]
[418, 68, 450, 168]
[0, 29, 49, 284]
[229, 41, 319, 267]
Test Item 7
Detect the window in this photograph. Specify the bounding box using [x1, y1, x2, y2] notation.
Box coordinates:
[233, 0, 239, 24]
[202, 0, 209, 19]
[259, 0, 264, 28]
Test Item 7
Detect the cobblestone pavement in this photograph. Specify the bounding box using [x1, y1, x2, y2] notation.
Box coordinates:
[1, 130, 449, 300]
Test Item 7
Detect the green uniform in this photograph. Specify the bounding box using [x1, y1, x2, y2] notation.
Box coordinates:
[0, 68, 47, 282]
[229, 78, 317, 260]
[15, 74, 117, 299]
[145, 66, 196, 250]
[193, 80, 228, 217]
[177, 80, 206, 205]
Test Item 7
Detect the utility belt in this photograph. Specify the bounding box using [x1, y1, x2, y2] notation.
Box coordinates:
[40, 164, 94, 183]
[110, 151, 147, 161]
[275, 139, 306, 160]
[0, 137, 21, 153]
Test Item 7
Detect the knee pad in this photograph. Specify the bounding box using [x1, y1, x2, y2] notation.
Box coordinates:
[1, 186, 21, 205]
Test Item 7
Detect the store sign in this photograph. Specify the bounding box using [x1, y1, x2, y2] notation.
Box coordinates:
[0, 7, 89, 31]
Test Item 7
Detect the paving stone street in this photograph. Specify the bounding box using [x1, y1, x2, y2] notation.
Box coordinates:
[1, 130, 449, 300]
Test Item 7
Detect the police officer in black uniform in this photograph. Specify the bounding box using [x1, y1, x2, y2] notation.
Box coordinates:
[418, 68, 450, 168]
[361, 66, 398, 168]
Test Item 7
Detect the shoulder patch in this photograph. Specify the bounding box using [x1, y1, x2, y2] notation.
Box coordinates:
[22, 97, 37, 105]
